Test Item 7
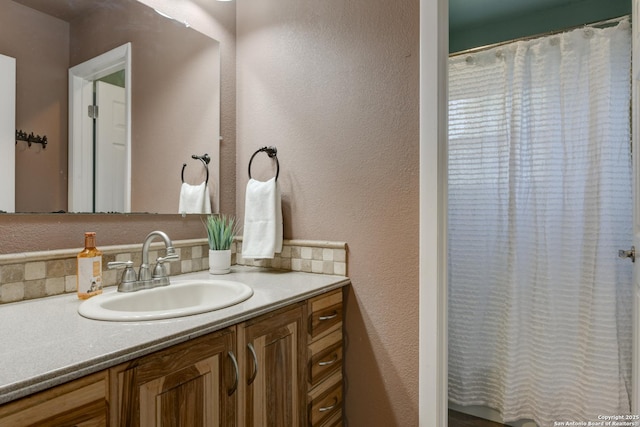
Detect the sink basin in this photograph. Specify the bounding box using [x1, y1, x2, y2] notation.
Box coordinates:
[78, 279, 254, 321]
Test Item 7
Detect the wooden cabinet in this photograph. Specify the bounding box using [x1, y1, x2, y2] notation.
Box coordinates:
[110, 297, 342, 427]
[307, 290, 344, 427]
[110, 328, 236, 427]
[237, 304, 307, 427]
[0, 288, 345, 427]
[0, 371, 109, 427]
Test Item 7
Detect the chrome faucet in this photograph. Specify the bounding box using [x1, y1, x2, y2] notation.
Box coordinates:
[108, 230, 180, 292]
[139, 230, 178, 286]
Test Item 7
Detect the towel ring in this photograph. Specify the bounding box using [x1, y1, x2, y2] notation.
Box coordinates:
[182, 153, 210, 184]
[248, 146, 279, 181]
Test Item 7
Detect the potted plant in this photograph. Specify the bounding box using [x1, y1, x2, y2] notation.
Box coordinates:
[205, 214, 239, 274]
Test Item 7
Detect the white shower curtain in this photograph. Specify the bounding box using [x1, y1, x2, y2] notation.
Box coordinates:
[448, 20, 633, 426]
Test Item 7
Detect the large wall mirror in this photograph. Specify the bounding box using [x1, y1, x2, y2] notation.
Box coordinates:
[0, 0, 220, 214]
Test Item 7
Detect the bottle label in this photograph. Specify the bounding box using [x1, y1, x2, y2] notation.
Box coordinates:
[78, 256, 103, 298]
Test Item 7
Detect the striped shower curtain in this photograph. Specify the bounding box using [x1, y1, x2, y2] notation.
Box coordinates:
[448, 19, 633, 426]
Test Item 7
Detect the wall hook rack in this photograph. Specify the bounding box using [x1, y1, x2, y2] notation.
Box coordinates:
[15, 129, 48, 149]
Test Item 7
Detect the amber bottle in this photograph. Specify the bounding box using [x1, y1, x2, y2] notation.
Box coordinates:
[77, 232, 103, 299]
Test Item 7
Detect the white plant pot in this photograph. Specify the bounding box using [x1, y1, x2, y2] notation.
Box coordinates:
[209, 249, 231, 275]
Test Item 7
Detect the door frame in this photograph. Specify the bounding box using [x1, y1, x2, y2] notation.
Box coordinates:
[0, 54, 15, 213]
[68, 43, 131, 213]
[632, 0, 640, 414]
[418, 0, 448, 425]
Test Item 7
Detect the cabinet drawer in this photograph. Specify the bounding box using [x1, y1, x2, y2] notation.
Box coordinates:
[316, 409, 342, 427]
[309, 290, 343, 340]
[0, 371, 108, 426]
[308, 371, 342, 427]
[309, 328, 342, 386]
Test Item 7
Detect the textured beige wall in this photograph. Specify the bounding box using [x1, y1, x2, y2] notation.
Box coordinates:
[236, 0, 420, 424]
[0, 214, 206, 254]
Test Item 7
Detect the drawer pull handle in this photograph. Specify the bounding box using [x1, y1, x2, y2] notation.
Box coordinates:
[227, 351, 239, 396]
[247, 343, 258, 385]
[318, 354, 338, 367]
[318, 311, 338, 321]
[319, 397, 338, 413]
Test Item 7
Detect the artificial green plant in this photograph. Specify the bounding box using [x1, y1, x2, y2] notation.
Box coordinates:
[205, 214, 239, 251]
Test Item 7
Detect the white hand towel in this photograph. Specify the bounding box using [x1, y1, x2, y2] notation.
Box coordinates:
[178, 181, 212, 214]
[242, 177, 283, 259]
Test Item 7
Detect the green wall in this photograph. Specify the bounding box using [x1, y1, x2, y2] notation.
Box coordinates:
[450, 0, 631, 53]
[99, 70, 125, 88]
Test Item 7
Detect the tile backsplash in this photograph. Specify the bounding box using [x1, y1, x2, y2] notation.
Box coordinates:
[233, 238, 347, 276]
[0, 238, 348, 304]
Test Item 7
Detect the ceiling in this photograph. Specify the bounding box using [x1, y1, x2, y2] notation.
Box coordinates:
[449, 0, 579, 30]
[14, 0, 102, 21]
[18, 0, 579, 31]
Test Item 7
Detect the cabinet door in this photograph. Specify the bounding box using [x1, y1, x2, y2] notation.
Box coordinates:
[238, 305, 306, 427]
[112, 328, 236, 427]
[0, 371, 108, 426]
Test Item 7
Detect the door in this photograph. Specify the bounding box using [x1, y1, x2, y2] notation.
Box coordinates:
[68, 42, 131, 213]
[113, 329, 237, 426]
[0, 54, 15, 213]
[95, 81, 126, 213]
[633, 0, 640, 413]
[238, 305, 306, 427]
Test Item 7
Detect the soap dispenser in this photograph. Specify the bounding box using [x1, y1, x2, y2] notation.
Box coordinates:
[77, 232, 103, 299]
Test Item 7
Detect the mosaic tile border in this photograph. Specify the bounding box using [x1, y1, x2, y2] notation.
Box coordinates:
[234, 238, 347, 276]
[0, 238, 348, 304]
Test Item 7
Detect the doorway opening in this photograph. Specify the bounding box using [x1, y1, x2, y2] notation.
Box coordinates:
[68, 42, 131, 213]
[447, 17, 633, 427]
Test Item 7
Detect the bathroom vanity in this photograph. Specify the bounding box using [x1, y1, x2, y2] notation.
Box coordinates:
[0, 267, 349, 426]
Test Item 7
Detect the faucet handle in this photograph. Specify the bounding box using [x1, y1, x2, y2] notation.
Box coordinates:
[108, 260, 134, 270]
[108, 261, 138, 292]
[157, 253, 179, 263]
[152, 253, 179, 286]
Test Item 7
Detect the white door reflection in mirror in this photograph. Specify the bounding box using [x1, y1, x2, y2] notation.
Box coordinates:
[95, 81, 126, 212]
[0, 54, 15, 213]
[68, 43, 131, 213]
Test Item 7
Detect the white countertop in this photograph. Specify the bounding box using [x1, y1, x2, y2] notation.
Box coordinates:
[0, 266, 350, 405]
